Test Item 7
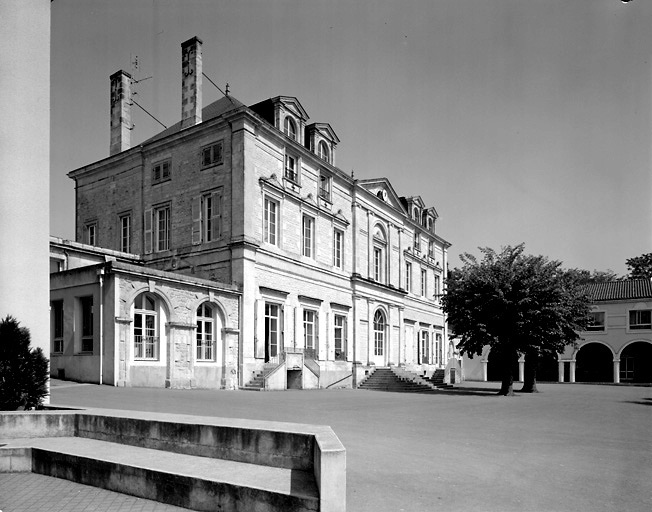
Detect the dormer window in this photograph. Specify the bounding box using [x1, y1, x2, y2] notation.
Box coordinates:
[318, 140, 330, 163]
[284, 117, 297, 141]
[413, 207, 419, 221]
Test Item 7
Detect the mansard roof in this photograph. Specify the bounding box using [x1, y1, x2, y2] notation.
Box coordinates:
[249, 96, 310, 125]
[143, 95, 245, 144]
[585, 279, 652, 302]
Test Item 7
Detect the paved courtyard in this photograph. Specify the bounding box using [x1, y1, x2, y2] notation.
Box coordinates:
[3, 380, 652, 512]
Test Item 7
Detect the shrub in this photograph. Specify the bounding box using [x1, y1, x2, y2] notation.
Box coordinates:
[0, 315, 49, 410]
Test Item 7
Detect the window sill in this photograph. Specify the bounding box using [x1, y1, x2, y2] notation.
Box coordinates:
[152, 178, 172, 186]
[201, 162, 224, 171]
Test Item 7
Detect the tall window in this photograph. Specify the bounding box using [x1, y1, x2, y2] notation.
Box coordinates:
[202, 141, 223, 167]
[374, 247, 383, 282]
[134, 293, 159, 360]
[196, 303, 215, 361]
[284, 154, 297, 182]
[419, 330, 430, 364]
[319, 173, 331, 201]
[264, 197, 278, 245]
[202, 192, 222, 242]
[303, 309, 317, 358]
[428, 241, 434, 258]
[284, 117, 297, 140]
[421, 269, 427, 297]
[333, 229, 343, 269]
[155, 205, 170, 251]
[405, 262, 412, 292]
[334, 314, 346, 361]
[436, 333, 442, 365]
[264, 303, 280, 362]
[318, 141, 330, 163]
[434, 275, 441, 300]
[373, 310, 385, 356]
[152, 160, 170, 183]
[414, 233, 421, 252]
[120, 214, 131, 252]
[52, 300, 64, 353]
[80, 296, 93, 352]
[629, 310, 651, 330]
[86, 223, 96, 246]
[372, 225, 387, 283]
[302, 215, 314, 258]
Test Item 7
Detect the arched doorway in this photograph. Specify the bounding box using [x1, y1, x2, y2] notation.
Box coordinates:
[619, 342, 652, 383]
[576, 343, 613, 383]
[372, 309, 386, 366]
[535, 352, 560, 382]
[487, 347, 519, 382]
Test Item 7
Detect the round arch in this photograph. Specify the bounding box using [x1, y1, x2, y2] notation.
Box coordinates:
[189, 296, 229, 329]
[123, 285, 172, 321]
[575, 341, 614, 383]
[618, 340, 652, 383]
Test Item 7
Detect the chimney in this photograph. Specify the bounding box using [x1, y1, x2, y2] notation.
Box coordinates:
[109, 70, 132, 156]
[181, 36, 203, 130]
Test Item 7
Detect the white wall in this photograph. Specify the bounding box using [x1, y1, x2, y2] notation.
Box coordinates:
[0, 0, 51, 395]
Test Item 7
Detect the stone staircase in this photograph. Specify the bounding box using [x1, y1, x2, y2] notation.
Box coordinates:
[424, 368, 455, 389]
[241, 362, 279, 391]
[358, 367, 446, 393]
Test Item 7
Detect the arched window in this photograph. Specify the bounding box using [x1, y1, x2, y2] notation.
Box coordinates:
[373, 310, 385, 356]
[133, 293, 159, 360]
[372, 225, 387, 283]
[196, 303, 215, 361]
[318, 140, 330, 163]
[284, 117, 297, 141]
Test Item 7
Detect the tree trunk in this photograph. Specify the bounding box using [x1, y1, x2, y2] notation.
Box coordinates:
[520, 351, 539, 393]
[497, 346, 516, 396]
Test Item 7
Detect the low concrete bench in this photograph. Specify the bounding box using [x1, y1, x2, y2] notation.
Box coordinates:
[0, 409, 346, 512]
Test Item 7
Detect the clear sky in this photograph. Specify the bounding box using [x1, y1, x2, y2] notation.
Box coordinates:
[51, 0, 652, 275]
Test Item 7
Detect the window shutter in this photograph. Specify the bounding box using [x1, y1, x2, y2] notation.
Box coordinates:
[280, 304, 285, 352]
[144, 208, 153, 254]
[344, 317, 349, 361]
[254, 300, 264, 359]
[191, 196, 202, 245]
[211, 192, 221, 240]
[315, 311, 320, 360]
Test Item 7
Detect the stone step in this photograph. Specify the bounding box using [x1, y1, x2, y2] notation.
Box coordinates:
[2, 437, 319, 512]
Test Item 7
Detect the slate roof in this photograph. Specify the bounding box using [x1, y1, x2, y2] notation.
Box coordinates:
[143, 95, 246, 144]
[585, 279, 652, 302]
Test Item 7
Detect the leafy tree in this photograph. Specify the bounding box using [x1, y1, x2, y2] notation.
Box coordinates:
[0, 316, 49, 410]
[626, 253, 652, 280]
[443, 245, 591, 396]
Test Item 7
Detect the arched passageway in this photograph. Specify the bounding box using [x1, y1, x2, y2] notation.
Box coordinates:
[620, 342, 652, 383]
[535, 352, 559, 382]
[487, 348, 519, 382]
[576, 343, 613, 383]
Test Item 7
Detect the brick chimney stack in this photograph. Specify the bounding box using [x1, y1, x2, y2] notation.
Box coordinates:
[109, 70, 132, 156]
[181, 36, 203, 130]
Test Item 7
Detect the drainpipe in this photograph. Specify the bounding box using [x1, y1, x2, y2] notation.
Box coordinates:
[238, 293, 243, 389]
[97, 267, 105, 385]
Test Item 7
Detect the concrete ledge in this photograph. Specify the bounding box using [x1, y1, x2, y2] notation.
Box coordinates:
[0, 408, 346, 512]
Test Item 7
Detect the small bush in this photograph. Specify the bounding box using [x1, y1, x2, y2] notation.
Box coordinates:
[0, 315, 49, 410]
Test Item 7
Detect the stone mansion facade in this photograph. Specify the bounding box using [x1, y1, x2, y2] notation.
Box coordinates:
[52, 36, 452, 390]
